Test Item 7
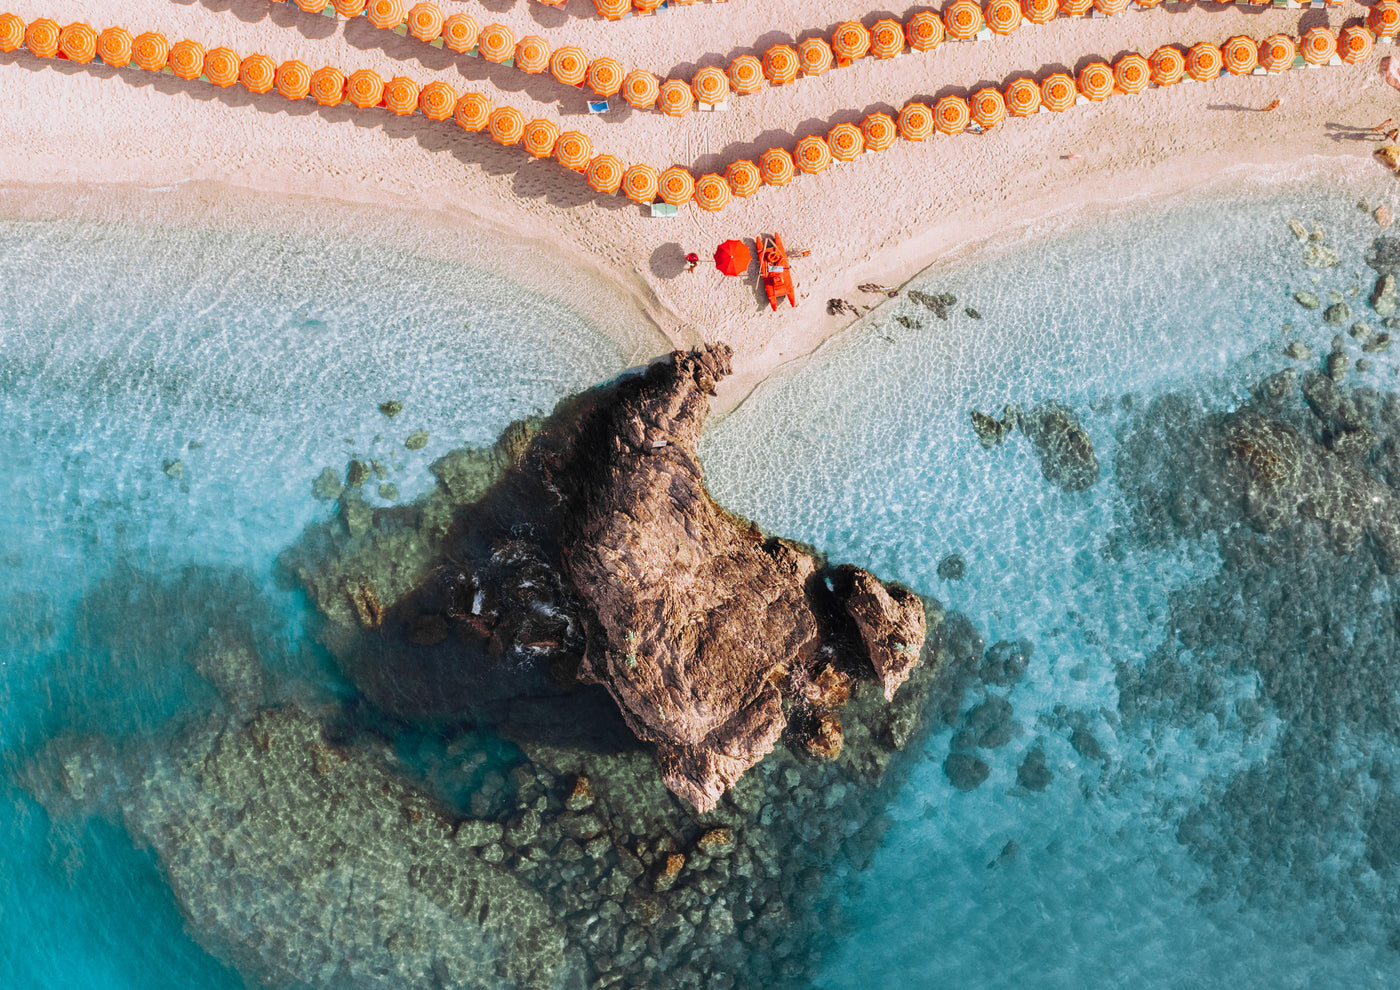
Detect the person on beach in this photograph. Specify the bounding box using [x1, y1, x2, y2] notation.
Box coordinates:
[1259, 99, 1280, 113]
[684, 252, 699, 274]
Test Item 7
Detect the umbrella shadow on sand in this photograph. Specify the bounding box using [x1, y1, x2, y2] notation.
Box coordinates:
[170, 0, 338, 39]
[648, 243, 689, 279]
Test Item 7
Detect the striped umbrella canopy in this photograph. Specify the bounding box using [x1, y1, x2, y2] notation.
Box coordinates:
[760, 148, 796, 185]
[550, 48, 588, 86]
[515, 36, 551, 74]
[862, 112, 897, 151]
[442, 13, 479, 53]
[1186, 42, 1222, 81]
[346, 68, 384, 107]
[1040, 72, 1077, 112]
[419, 80, 457, 119]
[1004, 77, 1040, 116]
[763, 45, 799, 84]
[594, 0, 631, 18]
[0, 13, 22, 54]
[587, 155, 625, 195]
[241, 53, 277, 94]
[478, 24, 515, 64]
[898, 101, 934, 140]
[692, 65, 730, 104]
[985, 0, 1021, 35]
[870, 19, 904, 58]
[623, 70, 660, 108]
[133, 31, 169, 71]
[658, 167, 695, 205]
[828, 122, 865, 160]
[385, 76, 419, 115]
[1077, 61, 1113, 100]
[1150, 45, 1185, 85]
[795, 135, 832, 173]
[623, 162, 660, 203]
[205, 48, 241, 87]
[25, 18, 59, 58]
[658, 79, 694, 116]
[488, 106, 526, 145]
[276, 60, 312, 100]
[1370, 2, 1400, 38]
[729, 55, 763, 94]
[1259, 34, 1295, 71]
[407, 3, 444, 42]
[296, 0, 330, 11]
[1340, 26, 1374, 64]
[523, 118, 560, 157]
[726, 160, 762, 196]
[368, 0, 406, 29]
[934, 95, 970, 134]
[1059, 0, 1093, 15]
[907, 11, 944, 50]
[1113, 52, 1150, 94]
[970, 87, 1006, 128]
[587, 57, 624, 97]
[169, 40, 206, 81]
[1222, 36, 1258, 75]
[1092, 0, 1128, 15]
[59, 22, 96, 64]
[332, 0, 368, 15]
[97, 26, 131, 66]
[832, 22, 871, 61]
[798, 37, 834, 76]
[1022, 0, 1057, 24]
[634, 0, 663, 13]
[311, 65, 346, 106]
[1301, 27, 1336, 65]
[1133, 0, 1162, 5]
[943, 1, 984, 41]
[454, 92, 491, 131]
[555, 131, 593, 171]
[695, 174, 731, 211]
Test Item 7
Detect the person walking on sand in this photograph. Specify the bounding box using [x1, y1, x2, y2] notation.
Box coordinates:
[1259, 98, 1280, 113]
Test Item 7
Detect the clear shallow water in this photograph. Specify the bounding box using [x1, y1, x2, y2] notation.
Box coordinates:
[701, 176, 1400, 987]
[0, 218, 632, 987]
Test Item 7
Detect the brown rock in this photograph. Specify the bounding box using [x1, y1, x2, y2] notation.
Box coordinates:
[1377, 145, 1400, 171]
[346, 582, 383, 630]
[801, 662, 852, 709]
[1377, 205, 1394, 230]
[565, 775, 594, 812]
[696, 828, 733, 852]
[832, 565, 927, 702]
[805, 712, 844, 761]
[653, 853, 686, 892]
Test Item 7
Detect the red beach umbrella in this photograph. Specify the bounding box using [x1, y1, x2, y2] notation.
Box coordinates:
[898, 101, 934, 141]
[729, 55, 763, 94]
[760, 148, 796, 185]
[714, 240, 752, 275]
[832, 22, 871, 62]
[870, 19, 905, 58]
[205, 48, 241, 88]
[419, 80, 457, 120]
[658, 167, 695, 205]
[1339, 26, 1374, 65]
[862, 112, 897, 151]
[97, 26, 132, 66]
[523, 118, 560, 158]
[623, 70, 660, 108]
[25, 18, 59, 58]
[1150, 46, 1185, 86]
[1040, 73, 1077, 112]
[970, 88, 1007, 129]
[1186, 42, 1222, 82]
[726, 160, 762, 196]
[1301, 27, 1336, 66]
[798, 37, 834, 76]
[1259, 35, 1295, 72]
[1077, 61, 1113, 101]
[1113, 53, 1150, 94]
[0, 14, 23, 54]
[311, 65, 346, 106]
[1004, 78, 1041, 116]
[985, 0, 1022, 36]
[763, 45, 799, 85]
[1371, 2, 1400, 39]
[943, 1, 984, 41]
[407, 3, 444, 42]
[1022, 0, 1057, 25]
[59, 22, 97, 64]
[623, 163, 660, 203]
[1222, 37, 1258, 76]
[934, 95, 971, 134]
[442, 13, 479, 54]
[906, 11, 944, 51]
[696, 174, 731, 212]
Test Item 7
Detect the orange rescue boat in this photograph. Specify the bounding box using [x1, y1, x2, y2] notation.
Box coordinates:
[756, 233, 797, 310]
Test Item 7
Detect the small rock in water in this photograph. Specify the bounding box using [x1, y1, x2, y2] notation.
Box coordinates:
[312, 467, 344, 501]
[944, 752, 990, 792]
[1358, 359, 1373, 373]
[1351, 322, 1374, 341]
[908, 290, 957, 320]
[187, 440, 202, 450]
[965, 307, 982, 320]
[405, 430, 430, 450]
[1020, 403, 1099, 492]
[1364, 333, 1393, 353]
[376, 483, 399, 502]
[1284, 341, 1313, 361]
[1310, 223, 1325, 243]
[894, 315, 921, 329]
[1371, 274, 1398, 317]
[565, 776, 594, 812]
[371, 460, 387, 480]
[1304, 243, 1339, 269]
[1327, 349, 1350, 383]
[1288, 219, 1309, 243]
[1324, 302, 1352, 326]
[1294, 291, 1321, 310]
[162, 459, 184, 480]
[981, 639, 1032, 687]
[379, 401, 403, 418]
[1016, 746, 1053, 792]
[1378, 205, 1394, 230]
[970, 405, 1018, 449]
[346, 459, 370, 488]
[936, 553, 966, 581]
[1360, 200, 1372, 214]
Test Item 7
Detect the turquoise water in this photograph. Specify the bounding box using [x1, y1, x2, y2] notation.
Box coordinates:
[701, 175, 1400, 987]
[0, 217, 632, 987]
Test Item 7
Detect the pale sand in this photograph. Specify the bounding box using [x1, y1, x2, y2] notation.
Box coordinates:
[0, 0, 1395, 413]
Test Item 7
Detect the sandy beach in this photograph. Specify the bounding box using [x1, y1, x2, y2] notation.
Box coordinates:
[0, 0, 1395, 412]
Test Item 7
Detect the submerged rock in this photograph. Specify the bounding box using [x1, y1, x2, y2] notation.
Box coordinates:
[1324, 302, 1352, 326]
[936, 553, 966, 581]
[405, 430, 430, 450]
[1016, 745, 1052, 792]
[1020, 403, 1100, 492]
[970, 405, 1018, 450]
[1295, 291, 1321, 310]
[346, 459, 370, 489]
[908, 290, 957, 320]
[944, 751, 990, 791]
[980, 638, 1032, 688]
[1372, 274, 1398, 317]
[379, 400, 403, 418]
[1284, 341, 1313, 361]
[311, 466, 343, 501]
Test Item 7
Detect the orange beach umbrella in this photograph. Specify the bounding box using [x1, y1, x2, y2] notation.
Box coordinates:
[623, 162, 659, 203]
[1004, 78, 1040, 116]
[1077, 61, 1113, 101]
[1092, 0, 1128, 15]
[333, 0, 368, 15]
[311, 65, 345, 105]
[898, 101, 934, 140]
[522, 118, 560, 157]
[862, 112, 897, 151]
[488, 106, 525, 145]
[133, 31, 169, 71]
[828, 122, 864, 160]
[1339, 26, 1373, 64]
[407, 3, 444, 42]
[1301, 27, 1336, 65]
[587, 57, 624, 97]
[1059, 0, 1093, 15]
[1022, 0, 1057, 25]
[1371, 2, 1400, 38]
[241, 53, 277, 94]
[454, 92, 491, 131]
[97, 26, 131, 66]
[550, 47, 588, 87]
[515, 36, 551, 74]
[346, 68, 384, 107]
[691, 65, 729, 104]
[623, 70, 660, 108]
[478, 24, 515, 64]
[795, 135, 832, 173]
[1186, 42, 1222, 81]
[555, 131, 593, 171]
[1113, 53, 1150, 94]
[1259, 35, 1295, 72]
[594, 0, 631, 19]
[760, 148, 796, 185]
[695, 174, 730, 211]
[384, 76, 419, 115]
[798, 37, 833, 76]
[419, 80, 456, 119]
[587, 155, 625, 195]
[368, 0, 406, 29]
[441, 13, 479, 53]
[205, 48, 240, 87]
[729, 55, 763, 94]
[870, 19, 904, 58]
[276, 60, 312, 100]
[296, 0, 330, 11]
[59, 22, 96, 64]
[714, 239, 751, 274]
[906, 11, 944, 50]
[1222, 37, 1258, 75]
[1040, 73, 1076, 112]
[832, 22, 871, 61]
[657, 79, 694, 116]
[0, 13, 23, 54]
[1150, 45, 1185, 86]
[934, 95, 970, 134]
[658, 166, 695, 205]
[985, 0, 1021, 36]
[633, 0, 663, 13]
[725, 160, 762, 196]
[763, 44, 799, 84]
[25, 18, 59, 58]
[168, 40, 205, 81]
[943, 1, 983, 41]
[970, 88, 1006, 128]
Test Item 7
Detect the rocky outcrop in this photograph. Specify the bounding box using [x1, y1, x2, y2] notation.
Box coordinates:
[830, 564, 926, 702]
[1021, 403, 1100, 492]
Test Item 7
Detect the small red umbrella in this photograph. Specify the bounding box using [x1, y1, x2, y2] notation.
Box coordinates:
[714, 240, 752, 276]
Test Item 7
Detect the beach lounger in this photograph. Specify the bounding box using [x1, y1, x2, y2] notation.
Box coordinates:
[588, 100, 610, 114]
[649, 203, 678, 217]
